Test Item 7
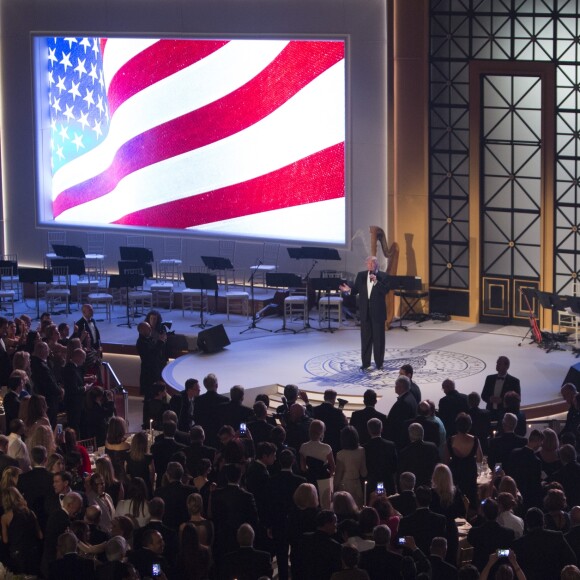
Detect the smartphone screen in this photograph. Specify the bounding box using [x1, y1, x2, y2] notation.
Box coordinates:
[376, 482, 384, 494]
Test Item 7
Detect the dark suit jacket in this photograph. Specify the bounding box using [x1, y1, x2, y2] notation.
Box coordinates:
[389, 490, 416, 517]
[0, 449, 18, 474]
[133, 519, 178, 564]
[364, 436, 398, 495]
[512, 528, 577, 580]
[75, 316, 101, 350]
[385, 392, 418, 449]
[169, 391, 195, 432]
[467, 407, 492, 454]
[481, 373, 521, 414]
[136, 335, 166, 396]
[184, 442, 216, 477]
[350, 406, 388, 445]
[3, 390, 20, 432]
[566, 525, 580, 565]
[466, 520, 515, 571]
[42, 508, 71, 577]
[359, 546, 403, 580]
[31, 356, 61, 421]
[247, 419, 276, 447]
[487, 432, 527, 470]
[504, 445, 543, 509]
[154, 480, 197, 530]
[245, 460, 270, 525]
[211, 484, 259, 557]
[313, 402, 347, 454]
[398, 507, 447, 556]
[267, 470, 306, 535]
[294, 530, 342, 580]
[350, 270, 389, 322]
[49, 552, 96, 580]
[221, 401, 254, 431]
[193, 390, 230, 447]
[550, 461, 580, 508]
[128, 547, 168, 580]
[62, 361, 85, 428]
[401, 416, 441, 448]
[429, 554, 458, 580]
[221, 546, 273, 580]
[18, 466, 54, 529]
[151, 437, 187, 486]
[438, 390, 469, 436]
[398, 440, 440, 487]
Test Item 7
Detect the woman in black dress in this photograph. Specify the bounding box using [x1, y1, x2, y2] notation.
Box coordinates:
[125, 431, 155, 497]
[1, 487, 42, 576]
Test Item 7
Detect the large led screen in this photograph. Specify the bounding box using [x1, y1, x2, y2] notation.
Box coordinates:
[33, 36, 346, 243]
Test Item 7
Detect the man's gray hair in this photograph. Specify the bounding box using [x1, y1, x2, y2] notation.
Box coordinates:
[502, 412, 517, 432]
[399, 471, 416, 491]
[395, 375, 411, 392]
[367, 418, 383, 436]
[408, 422, 424, 442]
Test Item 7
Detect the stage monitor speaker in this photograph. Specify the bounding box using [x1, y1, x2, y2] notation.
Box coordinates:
[197, 324, 230, 353]
[563, 362, 580, 390]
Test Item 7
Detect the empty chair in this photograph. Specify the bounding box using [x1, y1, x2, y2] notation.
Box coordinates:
[225, 290, 250, 319]
[0, 266, 17, 317]
[158, 238, 183, 283]
[150, 281, 174, 310]
[250, 242, 280, 287]
[85, 233, 106, 271]
[126, 268, 152, 318]
[46, 266, 71, 313]
[284, 287, 309, 330]
[46, 231, 66, 260]
[87, 269, 114, 322]
[318, 293, 343, 328]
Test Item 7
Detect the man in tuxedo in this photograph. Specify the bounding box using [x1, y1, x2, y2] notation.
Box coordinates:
[398, 423, 439, 487]
[154, 462, 197, 530]
[312, 389, 348, 454]
[266, 449, 306, 580]
[248, 401, 276, 447]
[31, 341, 63, 427]
[487, 413, 527, 471]
[193, 372, 229, 448]
[401, 401, 441, 449]
[128, 529, 169, 579]
[359, 524, 403, 580]
[169, 377, 199, 432]
[466, 498, 515, 571]
[211, 463, 259, 559]
[561, 383, 580, 437]
[399, 364, 422, 404]
[467, 391, 492, 455]
[222, 523, 273, 580]
[49, 531, 96, 579]
[566, 506, 580, 564]
[151, 421, 187, 490]
[385, 375, 418, 449]
[363, 418, 398, 495]
[3, 373, 23, 431]
[184, 425, 216, 477]
[350, 389, 387, 445]
[221, 384, 254, 432]
[429, 537, 458, 580]
[134, 498, 178, 565]
[550, 443, 580, 508]
[481, 355, 521, 418]
[76, 303, 102, 352]
[397, 486, 447, 556]
[504, 428, 544, 510]
[339, 256, 389, 370]
[62, 348, 89, 435]
[18, 445, 52, 529]
[512, 507, 576, 580]
[438, 378, 469, 436]
[389, 472, 417, 516]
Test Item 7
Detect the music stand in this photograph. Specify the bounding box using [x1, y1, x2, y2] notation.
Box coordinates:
[310, 276, 344, 333]
[109, 273, 144, 328]
[241, 259, 272, 334]
[387, 275, 426, 331]
[52, 244, 86, 259]
[18, 267, 53, 320]
[183, 272, 218, 329]
[50, 258, 86, 277]
[266, 272, 305, 333]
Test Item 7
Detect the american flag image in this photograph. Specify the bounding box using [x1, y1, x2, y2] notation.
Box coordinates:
[44, 37, 346, 242]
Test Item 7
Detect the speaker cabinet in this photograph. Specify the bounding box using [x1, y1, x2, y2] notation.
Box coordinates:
[197, 324, 231, 353]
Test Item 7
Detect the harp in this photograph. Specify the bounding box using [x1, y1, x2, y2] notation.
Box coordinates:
[370, 225, 399, 329]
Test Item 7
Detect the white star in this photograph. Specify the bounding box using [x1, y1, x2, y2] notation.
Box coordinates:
[56, 145, 65, 160]
[99, 70, 105, 89]
[50, 119, 57, 132]
[89, 63, 99, 83]
[83, 88, 95, 107]
[68, 80, 81, 101]
[64, 37, 78, 49]
[48, 70, 55, 86]
[80, 38, 91, 53]
[60, 52, 73, 72]
[92, 38, 100, 57]
[74, 57, 87, 79]
[48, 47, 58, 65]
[72, 132, 85, 151]
[92, 119, 103, 139]
[59, 125, 70, 141]
[63, 104, 75, 122]
[56, 76, 66, 94]
[52, 96, 62, 113]
[77, 110, 90, 130]
[96, 95, 105, 115]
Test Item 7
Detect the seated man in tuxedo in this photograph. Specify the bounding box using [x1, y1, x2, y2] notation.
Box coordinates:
[487, 413, 527, 471]
[481, 355, 521, 419]
[221, 523, 273, 580]
[359, 524, 403, 580]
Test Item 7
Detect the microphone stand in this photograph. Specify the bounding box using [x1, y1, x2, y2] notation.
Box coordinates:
[299, 260, 317, 331]
[241, 259, 272, 334]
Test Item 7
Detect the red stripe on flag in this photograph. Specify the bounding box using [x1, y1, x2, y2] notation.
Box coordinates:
[107, 40, 230, 115]
[54, 41, 344, 218]
[112, 143, 344, 228]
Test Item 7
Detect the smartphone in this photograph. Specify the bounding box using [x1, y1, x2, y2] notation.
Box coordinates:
[152, 563, 161, 576]
[495, 464, 502, 474]
[239, 423, 247, 435]
[376, 482, 385, 495]
[398, 537, 406, 546]
[56, 424, 63, 435]
[497, 549, 510, 558]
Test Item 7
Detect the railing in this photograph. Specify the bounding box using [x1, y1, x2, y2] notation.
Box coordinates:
[102, 361, 129, 430]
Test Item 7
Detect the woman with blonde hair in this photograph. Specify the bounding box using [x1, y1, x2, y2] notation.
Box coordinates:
[180, 493, 213, 547]
[46, 453, 65, 474]
[0, 467, 21, 493]
[497, 492, 524, 538]
[332, 490, 360, 523]
[125, 431, 154, 497]
[288, 483, 320, 575]
[95, 455, 124, 505]
[24, 394, 51, 438]
[1, 487, 42, 575]
[497, 475, 524, 516]
[25, 423, 55, 457]
[299, 419, 335, 509]
[537, 428, 562, 478]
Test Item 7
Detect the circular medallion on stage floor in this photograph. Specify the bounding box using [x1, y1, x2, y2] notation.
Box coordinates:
[304, 348, 487, 389]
